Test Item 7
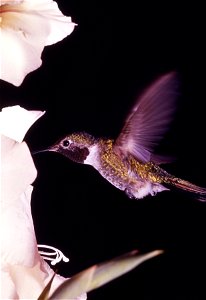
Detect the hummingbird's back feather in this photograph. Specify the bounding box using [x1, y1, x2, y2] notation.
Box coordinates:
[114, 72, 179, 163]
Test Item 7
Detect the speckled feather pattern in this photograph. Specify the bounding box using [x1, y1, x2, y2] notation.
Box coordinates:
[94, 139, 168, 198]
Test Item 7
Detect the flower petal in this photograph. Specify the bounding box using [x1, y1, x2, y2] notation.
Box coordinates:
[0, 271, 18, 299]
[9, 262, 48, 299]
[0, 27, 44, 86]
[7, 258, 87, 299]
[0, 105, 85, 299]
[0, 106, 45, 142]
[1, 1, 22, 4]
[1, 140, 37, 265]
[21, 0, 76, 45]
[0, 0, 75, 85]
[0, 138, 45, 299]
[0, 135, 65, 299]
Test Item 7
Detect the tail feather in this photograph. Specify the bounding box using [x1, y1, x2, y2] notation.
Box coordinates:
[168, 177, 206, 201]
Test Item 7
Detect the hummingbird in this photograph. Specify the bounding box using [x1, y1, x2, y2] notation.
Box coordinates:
[36, 73, 206, 200]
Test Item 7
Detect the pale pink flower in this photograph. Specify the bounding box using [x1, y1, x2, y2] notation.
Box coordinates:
[0, 0, 76, 86]
[0, 106, 86, 299]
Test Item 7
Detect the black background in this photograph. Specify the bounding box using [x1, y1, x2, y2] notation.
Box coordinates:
[1, 1, 206, 299]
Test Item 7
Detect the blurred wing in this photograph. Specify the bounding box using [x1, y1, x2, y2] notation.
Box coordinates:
[114, 72, 178, 163]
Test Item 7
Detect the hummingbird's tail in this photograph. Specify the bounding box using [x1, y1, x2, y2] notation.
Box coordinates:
[168, 176, 206, 201]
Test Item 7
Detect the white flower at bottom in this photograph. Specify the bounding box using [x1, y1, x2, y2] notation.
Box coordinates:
[0, 106, 86, 299]
[0, 0, 76, 86]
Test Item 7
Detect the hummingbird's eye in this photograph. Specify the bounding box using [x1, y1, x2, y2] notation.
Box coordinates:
[63, 140, 70, 147]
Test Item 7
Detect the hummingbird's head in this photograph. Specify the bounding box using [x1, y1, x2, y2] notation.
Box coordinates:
[47, 132, 97, 164]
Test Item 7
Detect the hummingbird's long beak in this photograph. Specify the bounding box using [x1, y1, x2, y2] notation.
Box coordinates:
[32, 149, 50, 155]
[32, 145, 59, 155]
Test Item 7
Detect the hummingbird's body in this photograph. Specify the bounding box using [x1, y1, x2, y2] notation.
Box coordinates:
[40, 73, 206, 200]
[48, 131, 206, 200]
[84, 138, 167, 199]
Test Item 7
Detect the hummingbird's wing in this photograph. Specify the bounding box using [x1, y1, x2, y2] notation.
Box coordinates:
[114, 72, 178, 163]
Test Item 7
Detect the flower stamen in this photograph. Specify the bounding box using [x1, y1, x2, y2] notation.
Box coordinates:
[38, 244, 69, 266]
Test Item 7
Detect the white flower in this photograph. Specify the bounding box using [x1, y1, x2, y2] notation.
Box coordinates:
[0, 105, 86, 299]
[0, 0, 76, 86]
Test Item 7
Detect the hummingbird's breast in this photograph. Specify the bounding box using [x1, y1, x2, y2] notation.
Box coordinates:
[97, 139, 134, 190]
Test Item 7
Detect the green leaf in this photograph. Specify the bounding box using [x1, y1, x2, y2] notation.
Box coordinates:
[48, 249, 163, 299]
